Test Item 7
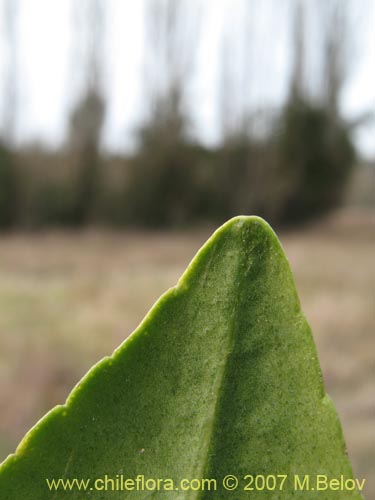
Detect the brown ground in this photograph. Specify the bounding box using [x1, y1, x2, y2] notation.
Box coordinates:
[0, 209, 373, 495]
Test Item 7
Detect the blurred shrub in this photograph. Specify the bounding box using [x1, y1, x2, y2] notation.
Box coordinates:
[125, 89, 216, 227]
[125, 141, 214, 227]
[34, 181, 79, 227]
[276, 100, 356, 224]
[211, 137, 280, 223]
[69, 148, 102, 226]
[0, 143, 17, 229]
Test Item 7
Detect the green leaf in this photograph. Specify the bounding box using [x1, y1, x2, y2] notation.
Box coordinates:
[0, 216, 363, 499]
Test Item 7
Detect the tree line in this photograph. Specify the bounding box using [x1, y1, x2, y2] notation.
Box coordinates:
[0, 0, 361, 229]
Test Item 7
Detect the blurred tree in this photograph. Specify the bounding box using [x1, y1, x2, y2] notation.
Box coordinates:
[215, 1, 284, 223]
[0, 0, 19, 228]
[68, 88, 105, 225]
[0, 142, 16, 228]
[275, 0, 356, 224]
[219, 0, 259, 141]
[66, 0, 106, 225]
[315, 0, 347, 120]
[276, 101, 355, 223]
[289, 0, 306, 103]
[127, 0, 202, 226]
[141, 0, 198, 143]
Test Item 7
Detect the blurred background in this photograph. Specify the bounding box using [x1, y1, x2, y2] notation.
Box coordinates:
[0, 0, 374, 494]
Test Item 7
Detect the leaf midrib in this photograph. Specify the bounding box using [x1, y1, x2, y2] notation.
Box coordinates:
[189, 240, 249, 500]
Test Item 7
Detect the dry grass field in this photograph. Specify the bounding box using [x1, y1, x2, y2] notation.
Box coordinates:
[0, 209, 373, 495]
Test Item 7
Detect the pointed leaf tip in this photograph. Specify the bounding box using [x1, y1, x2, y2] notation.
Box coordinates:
[0, 217, 363, 499]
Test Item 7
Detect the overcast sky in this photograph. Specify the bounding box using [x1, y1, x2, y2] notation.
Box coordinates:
[0, 0, 374, 157]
